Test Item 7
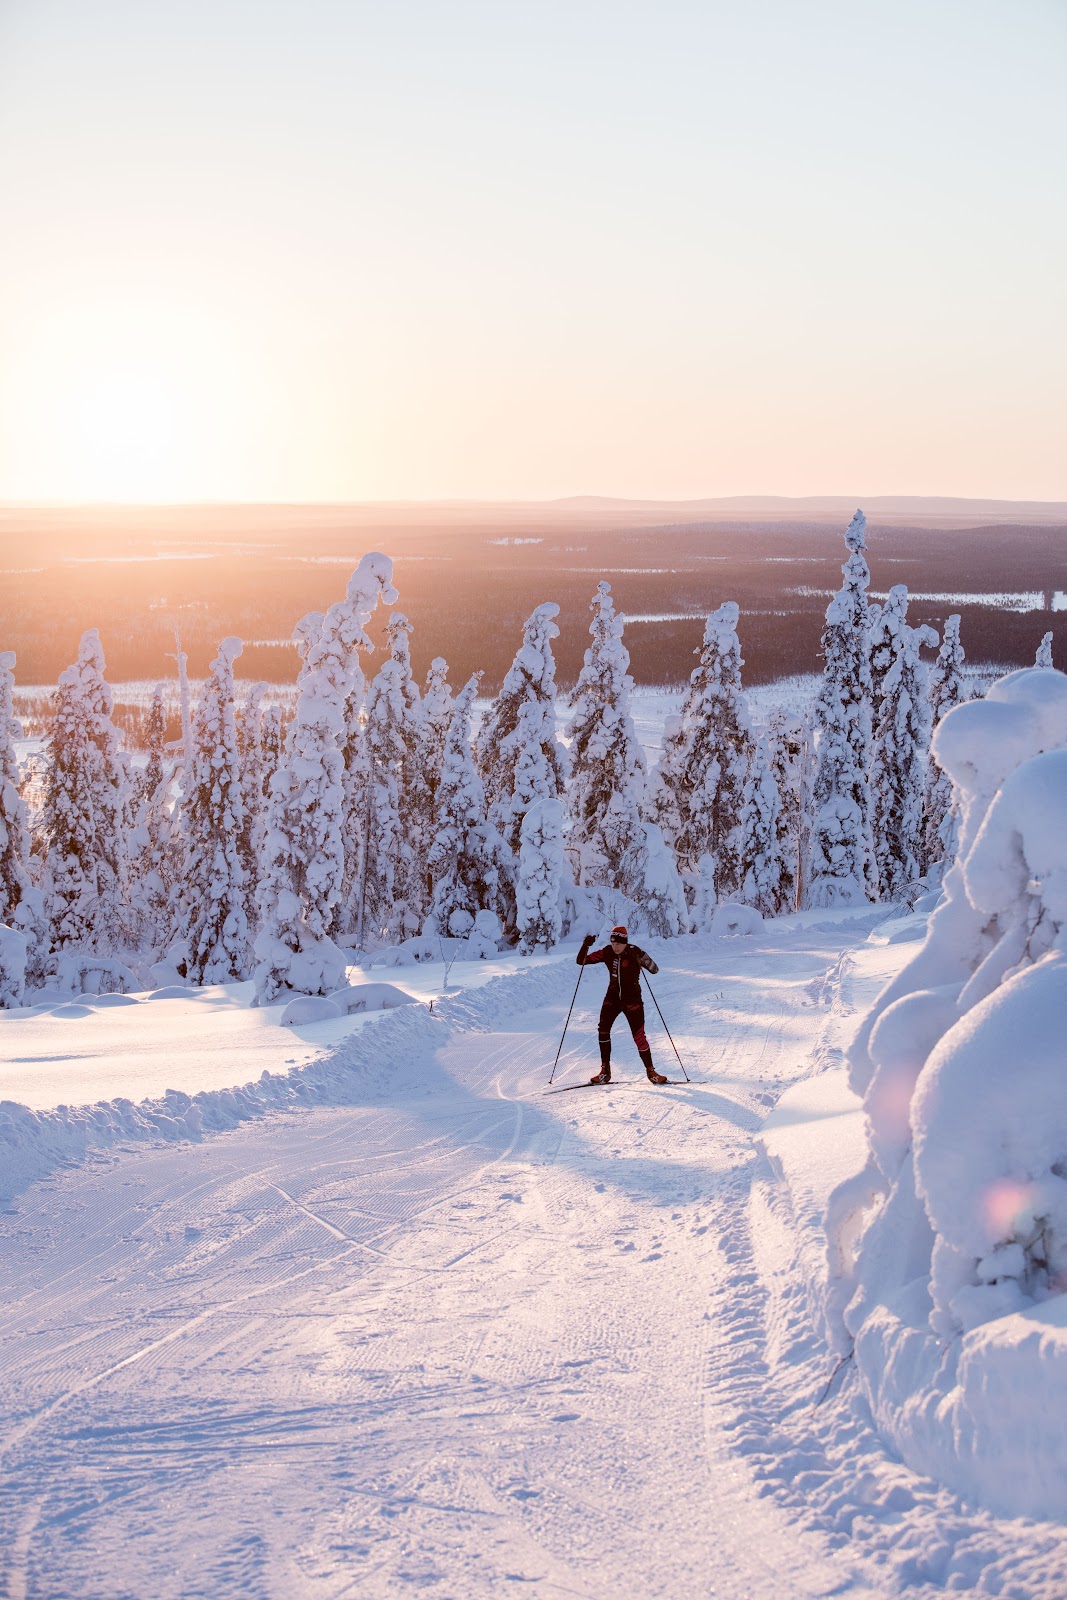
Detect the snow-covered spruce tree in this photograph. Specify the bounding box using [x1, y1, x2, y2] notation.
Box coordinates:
[476, 602, 566, 862]
[127, 683, 176, 955]
[171, 638, 250, 983]
[923, 613, 967, 878]
[672, 602, 752, 903]
[567, 583, 647, 888]
[869, 589, 938, 901]
[766, 708, 811, 912]
[254, 555, 397, 1002]
[738, 734, 787, 915]
[624, 820, 689, 937]
[427, 674, 512, 936]
[0, 651, 31, 931]
[417, 656, 454, 905]
[1035, 630, 1055, 668]
[356, 620, 426, 946]
[40, 629, 130, 955]
[516, 798, 565, 953]
[867, 584, 908, 723]
[0, 651, 45, 1002]
[806, 509, 875, 907]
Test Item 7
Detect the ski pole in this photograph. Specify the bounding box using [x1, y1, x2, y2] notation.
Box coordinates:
[549, 961, 586, 1084]
[642, 975, 690, 1082]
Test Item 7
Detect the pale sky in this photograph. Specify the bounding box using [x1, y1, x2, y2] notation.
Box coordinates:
[0, 0, 1064, 503]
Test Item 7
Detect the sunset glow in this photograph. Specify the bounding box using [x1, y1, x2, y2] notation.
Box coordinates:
[0, 0, 1064, 503]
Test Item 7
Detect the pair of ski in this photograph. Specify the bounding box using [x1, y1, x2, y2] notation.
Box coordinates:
[544, 1077, 689, 1095]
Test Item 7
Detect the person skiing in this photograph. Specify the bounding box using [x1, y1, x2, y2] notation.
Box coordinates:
[577, 925, 668, 1084]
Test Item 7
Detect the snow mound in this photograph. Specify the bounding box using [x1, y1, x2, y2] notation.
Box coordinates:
[327, 983, 420, 1014]
[280, 995, 344, 1025]
[709, 902, 764, 937]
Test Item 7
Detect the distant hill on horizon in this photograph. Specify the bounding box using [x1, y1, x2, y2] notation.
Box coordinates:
[3, 493, 1066, 533]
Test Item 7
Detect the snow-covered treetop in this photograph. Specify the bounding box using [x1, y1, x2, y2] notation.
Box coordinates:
[844, 508, 867, 555]
[501, 603, 561, 695]
[216, 637, 243, 670]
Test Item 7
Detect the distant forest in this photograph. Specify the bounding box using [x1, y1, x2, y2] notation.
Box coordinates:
[0, 505, 1063, 692]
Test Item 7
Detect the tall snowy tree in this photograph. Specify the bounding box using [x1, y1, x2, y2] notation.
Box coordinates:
[128, 683, 176, 955]
[255, 554, 397, 1003]
[516, 798, 565, 953]
[1035, 630, 1055, 668]
[0, 651, 31, 930]
[0, 650, 45, 1000]
[427, 675, 512, 936]
[923, 613, 967, 877]
[418, 656, 454, 902]
[476, 603, 566, 860]
[868, 590, 938, 900]
[868, 584, 908, 712]
[40, 629, 130, 954]
[663, 602, 752, 902]
[171, 638, 251, 983]
[738, 734, 787, 915]
[355, 616, 426, 945]
[806, 509, 876, 907]
[567, 583, 647, 888]
[766, 708, 812, 913]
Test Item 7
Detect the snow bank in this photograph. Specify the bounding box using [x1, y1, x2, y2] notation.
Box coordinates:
[0, 954, 579, 1204]
[811, 665, 1067, 1517]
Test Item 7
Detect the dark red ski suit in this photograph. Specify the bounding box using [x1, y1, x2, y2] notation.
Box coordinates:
[576, 938, 659, 1072]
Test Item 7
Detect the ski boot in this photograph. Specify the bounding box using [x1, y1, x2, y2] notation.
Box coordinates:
[640, 1050, 667, 1086]
[589, 1068, 612, 1085]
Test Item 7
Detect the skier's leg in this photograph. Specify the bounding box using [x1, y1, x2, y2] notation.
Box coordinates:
[625, 1004, 667, 1083]
[591, 996, 621, 1083]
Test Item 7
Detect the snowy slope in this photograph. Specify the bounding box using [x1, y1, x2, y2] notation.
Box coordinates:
[4, 913, 1067, 1597]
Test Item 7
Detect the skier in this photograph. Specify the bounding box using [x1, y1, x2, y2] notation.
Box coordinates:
[577, 925, 668, 1084]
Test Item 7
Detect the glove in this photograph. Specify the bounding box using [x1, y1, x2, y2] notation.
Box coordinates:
[580, 933, 595, 951]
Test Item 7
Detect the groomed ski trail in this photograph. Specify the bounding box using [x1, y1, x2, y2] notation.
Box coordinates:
[5, 920, 1059, 1597]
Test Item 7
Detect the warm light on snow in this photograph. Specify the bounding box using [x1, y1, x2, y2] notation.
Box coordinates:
[981, 1178, 1036, 1243]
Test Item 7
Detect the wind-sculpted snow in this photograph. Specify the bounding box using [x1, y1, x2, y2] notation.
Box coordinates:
[818, 664, 1067, 1520]
[0, 956, 579, 1204]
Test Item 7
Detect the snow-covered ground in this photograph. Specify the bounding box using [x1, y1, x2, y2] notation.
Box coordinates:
[4, 912, 1067, 1597]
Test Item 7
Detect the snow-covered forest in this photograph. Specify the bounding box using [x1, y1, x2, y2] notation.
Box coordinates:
[5, 510, 1047, 1004]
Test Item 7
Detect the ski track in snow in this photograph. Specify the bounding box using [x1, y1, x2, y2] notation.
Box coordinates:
[2, 925, 1066, 1597]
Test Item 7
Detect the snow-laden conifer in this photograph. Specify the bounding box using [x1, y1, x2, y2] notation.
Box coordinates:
[567, 583, 646, 888]
[738, 734, 787, 914]
[807, 510, 875, 906]
[623, 820, 689, 937]
[766, 708, 811, 912]
[923, 614, 967, 877]
[127, 684, 176, 955]
[869, 590, 938, 900]
[171, 638, 250, 983]
[516, 798, 565, 953]
[0, 651, 44, 1001]
[669, 602, 752, 901]
[255, 555, 397, 1002]
[427, 675, 512, 936]
[0, 651, 31, 930]
[476, 603, 566, 860]
[357, 618, 426, 945]
[0, 922, 27, 1009]
[40, 629, 129, 954]
[1035, 630, 1055, 668]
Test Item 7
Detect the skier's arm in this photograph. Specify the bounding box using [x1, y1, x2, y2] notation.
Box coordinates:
[638, 949, 659, 975]
[577, 934, 596, 966]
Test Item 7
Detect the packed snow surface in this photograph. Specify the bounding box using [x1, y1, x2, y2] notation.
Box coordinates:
[3, 916, 1067, 1597]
